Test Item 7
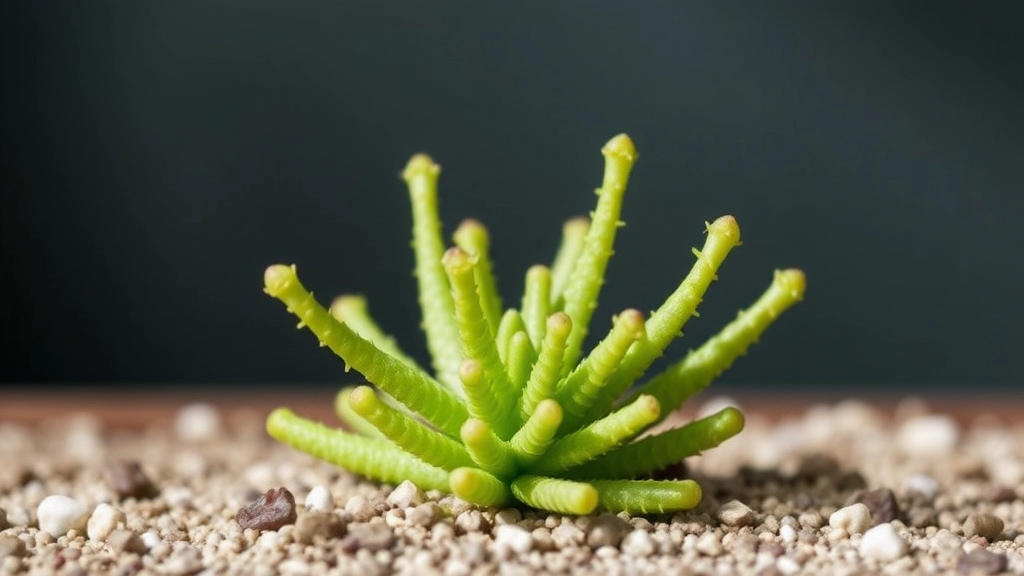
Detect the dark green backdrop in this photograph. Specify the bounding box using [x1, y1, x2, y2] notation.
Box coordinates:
[3, 2, 1022, 391]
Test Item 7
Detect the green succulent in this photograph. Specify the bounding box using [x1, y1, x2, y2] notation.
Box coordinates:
[263, 134, 804, 515]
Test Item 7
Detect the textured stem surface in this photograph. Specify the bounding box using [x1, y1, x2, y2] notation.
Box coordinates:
[510, 476, 598, 515]
[453, 218, 503, 335]
[590, 479, 702, 514]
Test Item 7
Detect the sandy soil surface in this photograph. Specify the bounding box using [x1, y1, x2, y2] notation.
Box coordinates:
[1, 396, 1022, 575]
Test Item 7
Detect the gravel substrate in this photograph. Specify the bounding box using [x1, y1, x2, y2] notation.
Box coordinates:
[1, 397, 1022, 575]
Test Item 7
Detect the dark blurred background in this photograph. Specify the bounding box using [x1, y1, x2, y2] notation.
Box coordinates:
[3, 2, 1022, 393]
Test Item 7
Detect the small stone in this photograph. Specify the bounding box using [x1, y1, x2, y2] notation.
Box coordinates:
[798, 511, 824, 529]
[406, 502, 440, 527]
[903, 474, 939, 500]
[620, 529, 655, 557]
[957, 548, 1008, 575]
[303, 486, 334, 512]
[386, 480, 425, 509]
[37, 495, 90, 537]
[908, 508, 936, 528]
[0, 535, 26, 558]
[494, 524, 533, 555]
[859, 523, 907, 561]
[962, 514, 1004, 541]
[340, 523, 394, 552]
[776, 556, 801, 575]
[717, 500, 755, 527]
[0, 508, 7, 530]
[104, 460, 159, 500]
[585, 514, 629, 548]
[235, 487, 297, 531]
[829, 503, 871, 535]
[897, 415, 959, 458]
[107, 529, 147, 554]
[695, 532, 723, 556]
[293, 512, 346, 545]
[343, 495, 376, 522]
[985, 485, 1016, 504]
[847, 488, 900, 525]
[174, 403, 222, 442]
[87, 503, 124, 542]
[779, 524, 797, 544]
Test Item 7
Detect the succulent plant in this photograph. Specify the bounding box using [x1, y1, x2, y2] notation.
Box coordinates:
[263, 134, 804, 515]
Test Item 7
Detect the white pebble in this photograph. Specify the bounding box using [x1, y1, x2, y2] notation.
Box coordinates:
[902, 473, 939, 500]
[859, 523, 907, 560]
[344, 495, 376, 522]
[37, 495, 90, 537]
[141, 531, 161, 549]
[494, 524, 533, 555]
[86, 503, 124, 542]
[304, 486, 334, 512]
[174, 403, 222, 442]
[780, 524, 797, 544]
[896, 415, 959, 458]
[385, 480, 424, 509]
[776, 555, 801, 575]
[620, 529, 655, 557]
[717, 500, 754, 527]
[829, 503, 871, 535]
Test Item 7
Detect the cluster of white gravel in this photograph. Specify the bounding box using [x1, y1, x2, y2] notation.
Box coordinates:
[0, 398, 1021, 575]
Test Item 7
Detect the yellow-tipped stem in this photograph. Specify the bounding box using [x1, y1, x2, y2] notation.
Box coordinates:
[450, 467, 512, 508]
[333, 386, 385, 438]
[560, 134, 639, 372]
[495, 309, 527, 366]
[529, 395, 661, 476]
[453, 218, 503, 335]
[460, 419, 518, 480]
[510, 476, 599, 516]
[549, 217, 590, 310]
[506, 331, 536, 393]
[518, 312, 572, 421]
[402, 154, 463, 391]
[509, 399, 564, 467]
[520, 265, 552, 349]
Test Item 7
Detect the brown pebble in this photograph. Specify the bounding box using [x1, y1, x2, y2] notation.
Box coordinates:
[107, 529, 148, 554]
[294, 512, 346, 545]
[848, 488, 901, 525]
[962, 514, 1004, 541]
[0, 508, 7, 530]
[340, 523, 395, 553]
[908, 509, 936, 528]
[0, 534, 27, 558]
[585, 514, 630, 548]
[795, 454, 841, 480]
[759, 541, 785, 557]
[958, 548, 1008, 575]
[235, 487, 297, 531]
[837, 471, 867, 491]
[986, 485, 1016, 504]
[105, 460, 159, 500]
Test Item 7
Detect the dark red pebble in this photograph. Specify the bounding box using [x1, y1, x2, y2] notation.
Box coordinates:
[236, 487, 298, 530]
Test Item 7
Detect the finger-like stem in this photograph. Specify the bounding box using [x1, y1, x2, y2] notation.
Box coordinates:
[330, 295, 420, 370]
[582, 216, 743, 423]
[565, 407, 745, 480]
[509, 399, 563, 467]
[333, 386, 384, 438]
[510, 476, 598, 516]
[506, 331, 536, 393]
[549, 217, 590, 311]
[348, 386, 474, 470]
[518, 312, 572, 421]
[495, 309, 526, 365]
[403, 154, 462, 390]
[630, 269, 806, 423]
[590, 479, 702, 514]
[556, 309, 646, 430]
[450, 467, 511, 508]
[458, 360, 516, 441]
[264, 265, 468, 438]
[445, 248, 517, 438]
[520, 265, 552, 349]
[460, 419, 518, 480]
[453, 218, 503, 335]
[266, 408, 449, 492]
[560, 134, 638, 371]
[529, 395, 660, 476]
